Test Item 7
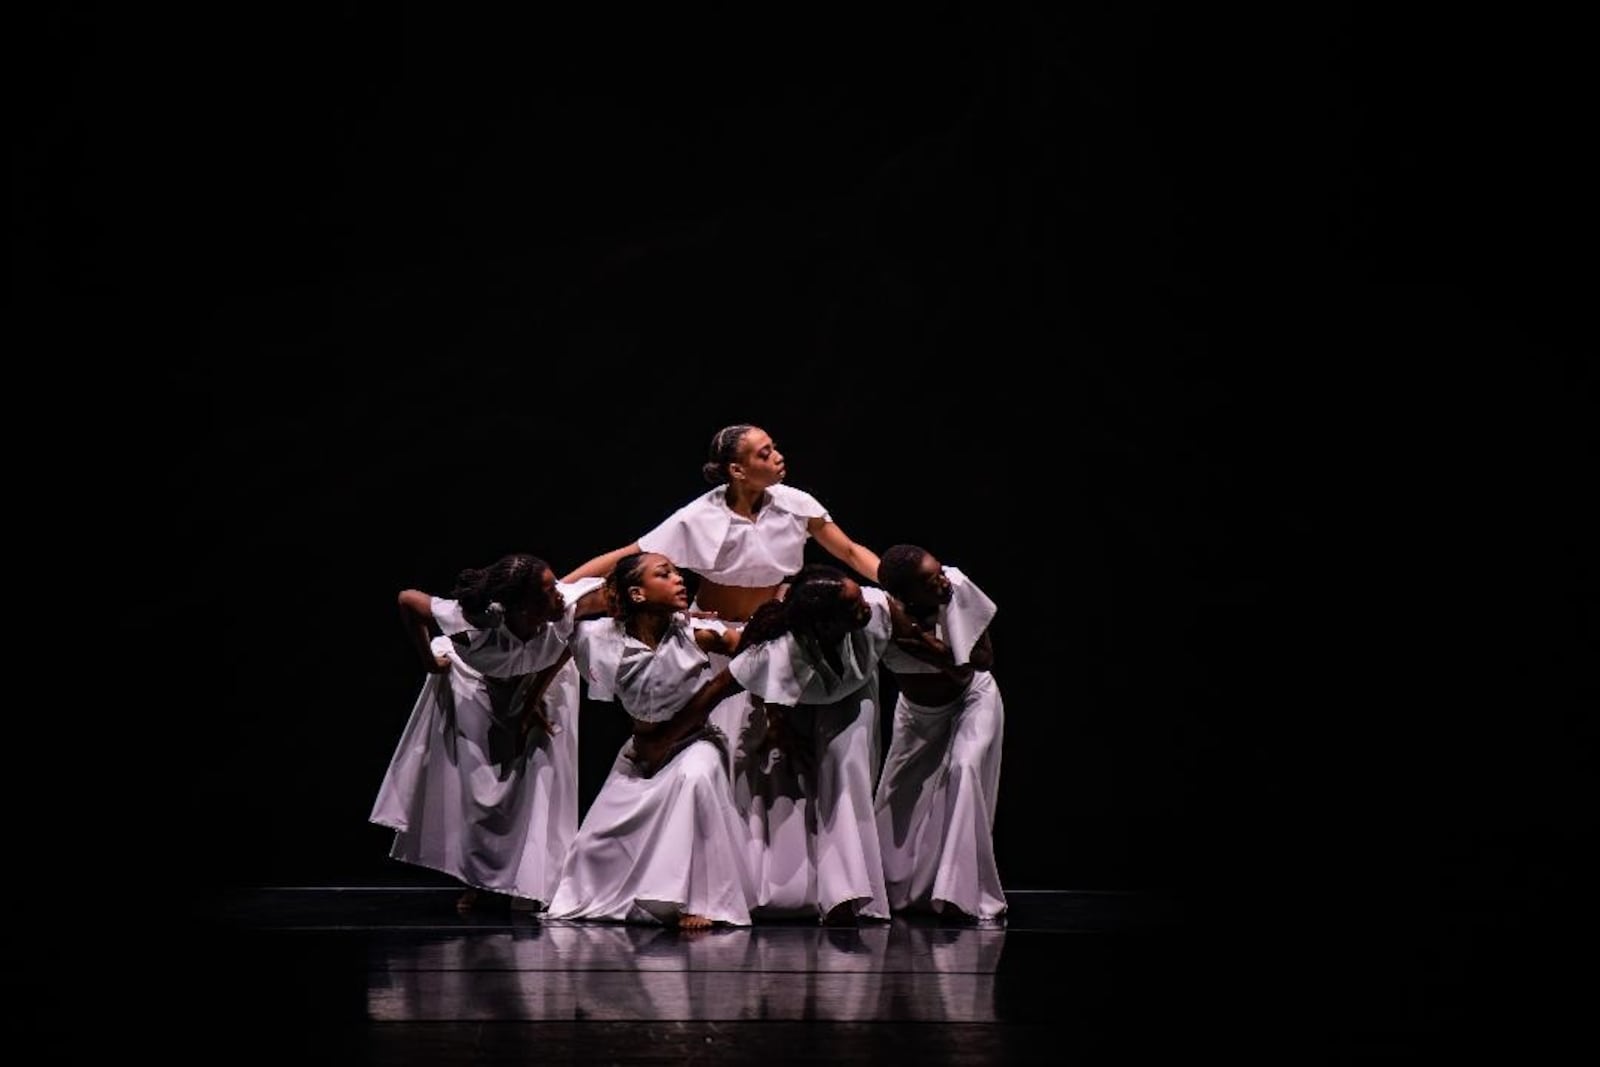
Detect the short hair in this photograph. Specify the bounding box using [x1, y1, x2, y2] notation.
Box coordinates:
[877, 544, 931, 601]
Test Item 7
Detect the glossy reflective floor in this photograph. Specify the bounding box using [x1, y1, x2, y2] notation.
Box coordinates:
[217, 888, 1188, 1062]
[29, 884, 1554, 1061]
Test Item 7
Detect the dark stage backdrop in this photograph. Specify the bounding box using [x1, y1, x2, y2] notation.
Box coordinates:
[32, 5, 1588, 955]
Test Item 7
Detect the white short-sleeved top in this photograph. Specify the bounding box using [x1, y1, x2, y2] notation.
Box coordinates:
[729, 586, 893, 704]
[570, 614, 717, 723]
[637, 483, 831, 587]
[429, 577, 604, 678]
[880, 567, 996, 675]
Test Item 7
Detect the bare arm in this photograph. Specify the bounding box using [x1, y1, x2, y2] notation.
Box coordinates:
[521, 648, 574, 738]
[694, 626, 741, 657]
[629, 667, 745, 776]
[561, 543, 641, 584]
[569, 584, 613, 621]
[809, 518, 880, 583]
[966, 628, 995, 672]
[398, 589, 449, 674]
[888, 596, 974, 685]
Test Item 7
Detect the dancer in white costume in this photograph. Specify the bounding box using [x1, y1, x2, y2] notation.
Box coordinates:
[633, 564, 908, 924]
[547, 552, 755, 928]
[562, 425, 880, 915]
[872, 544, 1007, 922]
[371, 553, 607, 912]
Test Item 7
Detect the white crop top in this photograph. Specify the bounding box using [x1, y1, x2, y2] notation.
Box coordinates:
[571, 614, 718, 723]
[637, 483, 830, 587]
[430, 576, 604, 678]
[728, 587, 893, 704]
[880, 567, 996, 676]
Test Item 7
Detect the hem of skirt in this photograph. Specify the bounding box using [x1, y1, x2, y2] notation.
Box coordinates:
[819, 894, 891, 922]
[381, 852, 549, 907]
[546, 900, 753, 927]
[935, 902, 1008, 923]
[896, 895, 1007, 923]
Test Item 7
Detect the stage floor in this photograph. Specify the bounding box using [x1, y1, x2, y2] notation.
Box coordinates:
[28, 883, 1545, 1061]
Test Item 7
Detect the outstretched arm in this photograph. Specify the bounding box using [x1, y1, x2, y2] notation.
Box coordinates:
[809, 518, 880, 583]
[399, 589, 449, 673]
[561, 543, 641, 584]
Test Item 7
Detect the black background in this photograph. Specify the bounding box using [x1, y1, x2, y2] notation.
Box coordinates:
[22, 2, 1592, 1039]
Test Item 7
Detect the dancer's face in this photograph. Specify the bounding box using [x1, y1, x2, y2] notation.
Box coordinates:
[511, 568, 563, 630]
[628, 553, 690, 611]
[731, 427, 786, 489]
[899, 551, 952, 610]
[818, 578, 873, 644]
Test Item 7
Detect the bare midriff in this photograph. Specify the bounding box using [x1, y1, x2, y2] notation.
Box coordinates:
[694, 577, 785, 623]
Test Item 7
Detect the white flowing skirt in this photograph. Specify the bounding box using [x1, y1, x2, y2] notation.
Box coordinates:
[546, 732, 756, 926]
[369, 653, 581, 906]
[793, 680, 891, 920]
[718, 675, 889, 920]
[714, 688, 814, 916]
[873, 671, 1006, 921]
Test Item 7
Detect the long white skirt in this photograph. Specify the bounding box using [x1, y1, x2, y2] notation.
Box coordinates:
[728, 680, 890, 921]
[873, 671, 1006, 921]
[796, 682, 891, 920]
[708, 647, 889, 920]
[717, 689, 815, 915]
[546, 732, 757, 926]
[369, 657, 581, 906]
[703, 642, 815, 916]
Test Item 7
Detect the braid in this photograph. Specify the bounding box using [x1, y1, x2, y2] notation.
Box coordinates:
[736, 564, 851, 648]
[452, 553, 551, 614]
[606, 552, 652, 622]
[739, 597, 791, 645]
[451, 566, 493, 613]
[782, 565, 852, 647]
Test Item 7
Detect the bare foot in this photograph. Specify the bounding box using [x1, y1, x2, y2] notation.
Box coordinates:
[456, 888, 480, 913]
[677, 913, 713, 930]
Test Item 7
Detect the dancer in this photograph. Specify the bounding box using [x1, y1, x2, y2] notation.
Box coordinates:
[562, 424, 881, 914]
[872, 544, 1006, 922]
[370, 553, 606, 912]
[547, 551, 755, 928]
[633, 564, 901, 924]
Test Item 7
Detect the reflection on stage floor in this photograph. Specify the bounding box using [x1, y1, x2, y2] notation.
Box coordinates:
[359, 916, 1011, 1023]
[55, 887, 1275, 1062]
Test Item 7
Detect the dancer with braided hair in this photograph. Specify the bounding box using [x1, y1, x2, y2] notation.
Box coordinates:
[371, 553, 607, 912]
[546, 551, 755, 928]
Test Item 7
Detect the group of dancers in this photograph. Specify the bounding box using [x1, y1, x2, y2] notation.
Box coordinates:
[370, 424, 1006, 928]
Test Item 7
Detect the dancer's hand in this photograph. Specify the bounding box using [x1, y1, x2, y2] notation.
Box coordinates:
[628, 734, 667, 778]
